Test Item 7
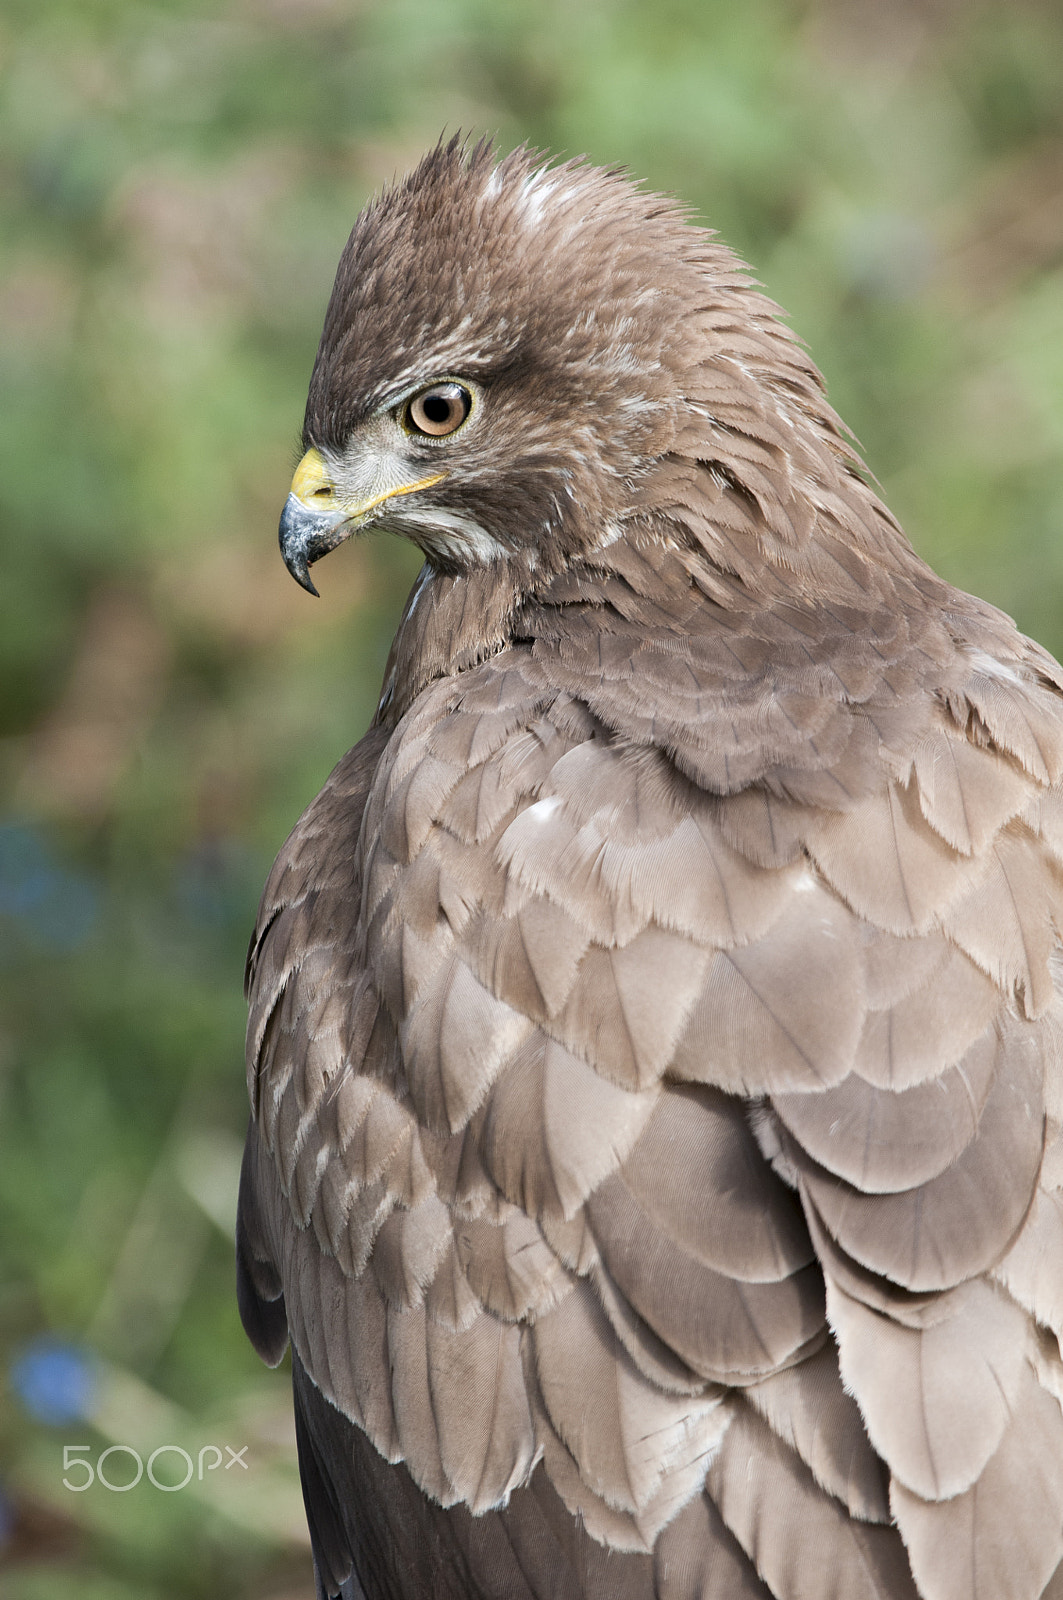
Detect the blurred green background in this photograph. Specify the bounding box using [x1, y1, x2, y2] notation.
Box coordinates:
[2, 0, 1063, 1594]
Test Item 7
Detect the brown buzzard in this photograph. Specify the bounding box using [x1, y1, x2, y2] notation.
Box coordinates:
[237, 139, 1063, 1599]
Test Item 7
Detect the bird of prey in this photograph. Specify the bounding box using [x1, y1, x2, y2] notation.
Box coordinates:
[237, 139, 1063, 1600]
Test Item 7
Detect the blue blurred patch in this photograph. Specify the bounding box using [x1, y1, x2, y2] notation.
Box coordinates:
[10, 1337, 97, 1426]
[174, 838, 256, 932]
[0, 823, 99, 952]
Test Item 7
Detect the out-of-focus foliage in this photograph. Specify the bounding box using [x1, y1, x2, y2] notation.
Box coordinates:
[1, 0, 1062, 1593]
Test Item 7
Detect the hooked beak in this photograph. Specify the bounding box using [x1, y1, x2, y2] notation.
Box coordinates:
[278, 447, 447, 596]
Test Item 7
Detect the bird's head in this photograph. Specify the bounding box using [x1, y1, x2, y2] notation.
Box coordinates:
[280, 137, 797, 594]
[279, 137, 880, 606]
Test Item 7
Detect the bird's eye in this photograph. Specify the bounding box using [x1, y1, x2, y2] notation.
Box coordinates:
[404, 382, 472, 438]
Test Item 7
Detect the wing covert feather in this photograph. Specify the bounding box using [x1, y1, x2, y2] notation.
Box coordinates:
[671, 888, 866, 1095]
[772, 1028, 999, 1192]
[744, 1342, 891, 1523]
[824, 1275, 1029, 1500]
[797, 1031, 1044, 1291]
[479, 1033, 659, 1221]
[705, 1407, 920, 1600]
[891, 1373, 1063, 1600]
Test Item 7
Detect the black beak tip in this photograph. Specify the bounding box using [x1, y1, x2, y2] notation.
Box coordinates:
[288, 554, 321, 598]
[278, 494, 328, 597]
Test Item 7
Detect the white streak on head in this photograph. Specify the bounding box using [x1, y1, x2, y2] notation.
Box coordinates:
[367, 315, 482, 408]
[516, 168, 563, 228]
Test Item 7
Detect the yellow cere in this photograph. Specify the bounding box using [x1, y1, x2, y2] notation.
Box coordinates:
[290, 447, 334, 503]
[289, 448, 448, 516]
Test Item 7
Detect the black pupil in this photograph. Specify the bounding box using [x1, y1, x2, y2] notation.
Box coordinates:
[423, 393, 453, 424]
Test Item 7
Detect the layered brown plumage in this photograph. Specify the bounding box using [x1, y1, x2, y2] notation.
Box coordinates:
[238, 139, 1063, 1599]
